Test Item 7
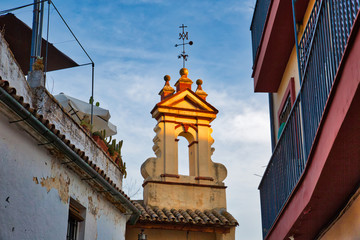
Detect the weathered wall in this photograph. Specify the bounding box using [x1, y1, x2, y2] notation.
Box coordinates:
[36, 88, 124, 187]
[0, 33, 123, 187]
[0, 109, 127, 240]
[143, 182, 226, 210]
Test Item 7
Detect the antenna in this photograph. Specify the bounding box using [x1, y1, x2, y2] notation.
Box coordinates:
[175, 24, 193, 68]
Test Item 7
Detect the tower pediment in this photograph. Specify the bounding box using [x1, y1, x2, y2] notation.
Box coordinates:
[151, 89, 218, 120]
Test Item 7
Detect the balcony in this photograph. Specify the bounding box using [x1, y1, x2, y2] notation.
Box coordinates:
[259, 1, 360, 238]
[250, 0, 309, 92]
[250, 0, 271, 63]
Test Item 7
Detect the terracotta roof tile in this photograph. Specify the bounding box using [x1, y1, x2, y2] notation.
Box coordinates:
[187, 209, 203, 224]
[153, 206, 167, 221]
[195, 209, 211, 223]
[134, 201, 238, 227]
[163, 207, 176, 221]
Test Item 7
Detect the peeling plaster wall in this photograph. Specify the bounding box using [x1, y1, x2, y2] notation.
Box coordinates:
[34, 88, 124, 187]
[0, 113, 127, 240]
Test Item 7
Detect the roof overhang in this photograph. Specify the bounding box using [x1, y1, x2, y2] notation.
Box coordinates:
[251, 0, 309, 93]
[0, 13, 78, 75]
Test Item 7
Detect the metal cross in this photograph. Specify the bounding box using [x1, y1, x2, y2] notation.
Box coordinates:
[175, 24, 193, 68]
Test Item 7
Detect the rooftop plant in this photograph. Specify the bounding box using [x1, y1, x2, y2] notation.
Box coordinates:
[92, 130, 126, 178]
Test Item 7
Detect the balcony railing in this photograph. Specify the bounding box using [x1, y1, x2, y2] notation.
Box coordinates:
[259, 0, 360, 238]
[250, 0, 271, 63]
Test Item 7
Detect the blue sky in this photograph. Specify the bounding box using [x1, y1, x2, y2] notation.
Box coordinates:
[2, 1, 271, 239]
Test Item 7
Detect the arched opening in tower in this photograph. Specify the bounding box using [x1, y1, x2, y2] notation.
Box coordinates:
[177, 136, 190, 176]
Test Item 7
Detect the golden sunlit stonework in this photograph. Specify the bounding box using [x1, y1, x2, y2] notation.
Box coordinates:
[126, 68, 237, 239]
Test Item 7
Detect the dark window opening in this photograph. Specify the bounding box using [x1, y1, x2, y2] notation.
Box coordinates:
[277, 78, 296, 139]
[67, 202, 84, 240]
[279, 94, 292, 125]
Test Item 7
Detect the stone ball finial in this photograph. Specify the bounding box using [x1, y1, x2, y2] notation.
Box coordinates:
[179, 68, 189, 76]
[164, 75, 171, 82]
[196, 79, 203, 85]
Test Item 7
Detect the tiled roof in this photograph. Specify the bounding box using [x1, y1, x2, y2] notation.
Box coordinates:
[133, 201, 238, 227]
[0, 79, 131, 202]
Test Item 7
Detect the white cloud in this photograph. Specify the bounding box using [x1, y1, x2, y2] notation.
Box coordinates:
[217, 107, 270, 143]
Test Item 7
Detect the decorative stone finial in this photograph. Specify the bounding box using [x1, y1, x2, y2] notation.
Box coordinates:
[159, 74, 175, 100]
[164, 75, 171, 82]
[175, 68, 193, 92]
[195, 79, 208, 100]
[180, 68, 189, 77]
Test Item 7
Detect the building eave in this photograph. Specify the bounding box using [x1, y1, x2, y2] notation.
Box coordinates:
[127, 201, 238, 232]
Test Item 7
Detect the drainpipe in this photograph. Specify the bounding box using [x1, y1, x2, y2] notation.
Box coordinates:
[0, 86, 140, 224]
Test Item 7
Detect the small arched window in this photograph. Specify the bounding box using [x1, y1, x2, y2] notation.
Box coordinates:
[177, 136, 189, 176]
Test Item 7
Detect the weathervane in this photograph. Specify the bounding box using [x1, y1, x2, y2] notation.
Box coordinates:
[175, 24, 193, 68]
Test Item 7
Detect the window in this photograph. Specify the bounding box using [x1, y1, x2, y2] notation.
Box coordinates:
[277, 78, 295, 139]
[279, 94, 292, 126]
[67, 199, 85, 240]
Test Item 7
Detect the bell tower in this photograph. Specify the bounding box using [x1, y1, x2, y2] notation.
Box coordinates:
[141, 68, 228, 211]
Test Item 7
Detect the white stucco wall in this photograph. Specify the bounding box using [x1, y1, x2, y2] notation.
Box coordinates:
[0, 112, 127, 240]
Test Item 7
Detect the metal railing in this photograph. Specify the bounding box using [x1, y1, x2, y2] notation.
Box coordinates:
[259, 96, 305, 236]
[250, 0, 271, 63]
[259, 0, 360, 238]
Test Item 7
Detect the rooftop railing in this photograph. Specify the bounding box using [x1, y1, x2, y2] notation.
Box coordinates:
[250, 0, 271, 63]
[259, 0, 360, 238]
